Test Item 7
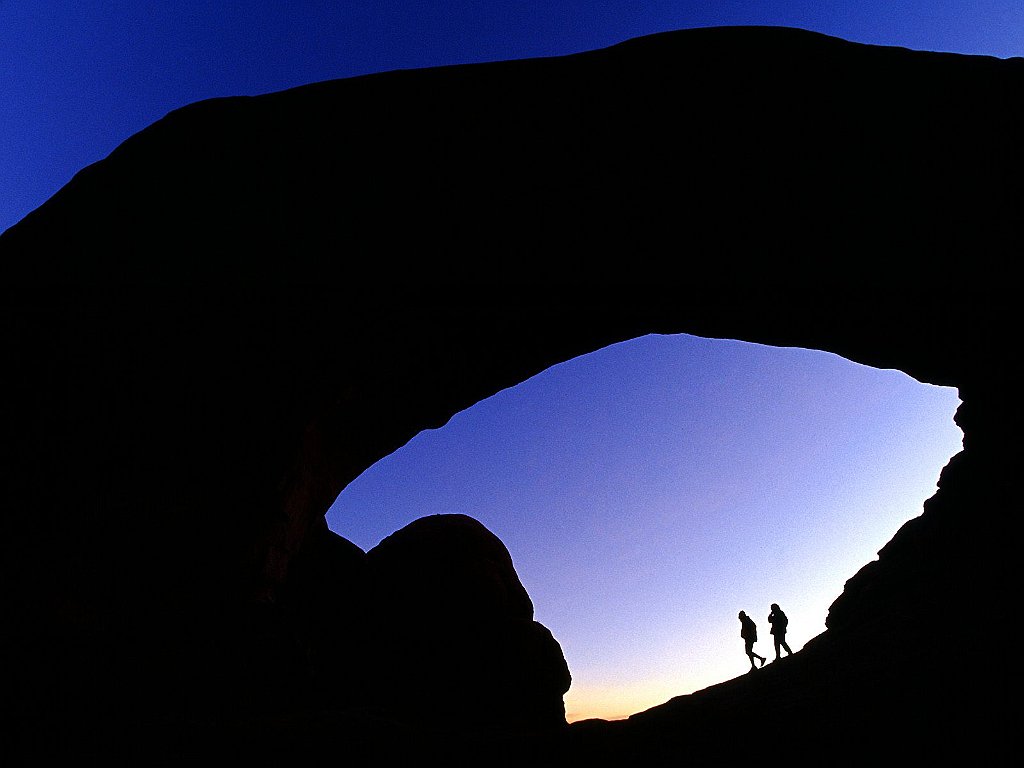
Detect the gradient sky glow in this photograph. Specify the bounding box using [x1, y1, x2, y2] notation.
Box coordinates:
[2, 1, 1023, 234]
[328, 334, 963, 721]
[1, 0, 984, 724]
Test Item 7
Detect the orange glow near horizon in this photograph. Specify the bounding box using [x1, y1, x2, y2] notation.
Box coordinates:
[565, 679, 686, 723]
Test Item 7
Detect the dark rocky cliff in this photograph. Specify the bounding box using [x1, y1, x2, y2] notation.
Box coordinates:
[0, 26, 1017, 764]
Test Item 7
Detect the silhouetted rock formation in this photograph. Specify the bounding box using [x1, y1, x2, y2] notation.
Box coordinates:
[365, 514, 571, 733]
[278, 522, 371, 708]
[0, 25, 1018, 765]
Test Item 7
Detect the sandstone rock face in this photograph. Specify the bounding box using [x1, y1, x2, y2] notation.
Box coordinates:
[0, 25, 1019, 765]
[278, 522, 371, 707]
[365, 514, 571, 733]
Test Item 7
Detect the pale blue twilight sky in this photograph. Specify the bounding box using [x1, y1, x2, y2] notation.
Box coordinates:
[328, 334, 962, 720]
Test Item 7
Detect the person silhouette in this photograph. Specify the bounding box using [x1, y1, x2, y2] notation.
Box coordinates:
[738, 610, 765, 671]
[768, 603, 793, 661]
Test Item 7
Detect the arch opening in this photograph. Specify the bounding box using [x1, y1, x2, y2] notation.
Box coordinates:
[326, 333, 962, 722]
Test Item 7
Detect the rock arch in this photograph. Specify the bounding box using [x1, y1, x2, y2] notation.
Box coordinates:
[0, 25, 1016, 764]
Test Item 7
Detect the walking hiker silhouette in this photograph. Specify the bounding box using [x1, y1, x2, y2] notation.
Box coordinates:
[768, 603, 793, 661]
[738, 611, 766, 671]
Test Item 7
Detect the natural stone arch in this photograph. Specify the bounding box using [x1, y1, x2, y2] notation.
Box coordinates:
[0, 25, 1016, 764]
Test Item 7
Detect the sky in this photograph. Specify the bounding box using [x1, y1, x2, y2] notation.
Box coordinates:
[2, 2, 1024, 234]
[0, 0, 986, 722]
[329, 333, 962, 721]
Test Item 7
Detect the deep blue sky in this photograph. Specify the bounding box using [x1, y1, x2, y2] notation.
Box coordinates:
[0, 1, 986, 721]
[2, 1, 1023, 234]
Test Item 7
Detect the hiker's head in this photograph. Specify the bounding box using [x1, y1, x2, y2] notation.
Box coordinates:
[738, 611, 746, 620]
[771, 603, 780, 611]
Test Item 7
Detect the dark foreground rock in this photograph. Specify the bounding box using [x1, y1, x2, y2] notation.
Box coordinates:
[0, 25, 1018, 765]
[365, 514, 571, 734]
